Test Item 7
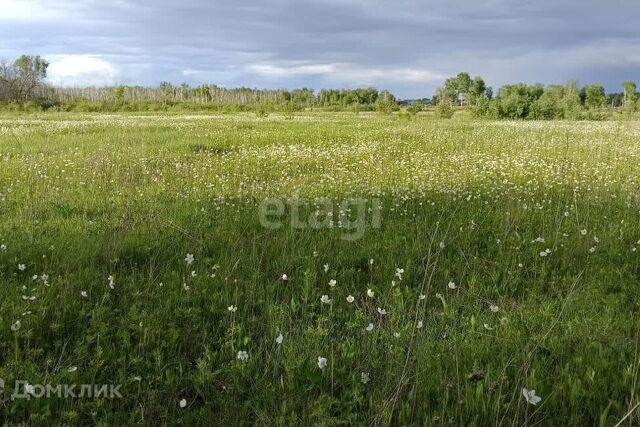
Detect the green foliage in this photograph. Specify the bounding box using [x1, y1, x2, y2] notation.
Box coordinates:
[530, 85, 564, 119]
[283, 101, 296, 120]
[435, 72, 639, 121]
[407, 101, 423, 116]
[439, 72, 488, 108]
[471, 95, 493, 118]
[14, 55, 49, 80]
[622, 81, 638, 116]
[435, 98, 454, 119]
[494, 83, 542, 119]
[317, 88, 379, 108]
[374, 90, 398, 114]
[112, 86, 126, 105]
[584, 84, 606, 109]
[561, 81, 582, 119]
[622, 81, 637, 104]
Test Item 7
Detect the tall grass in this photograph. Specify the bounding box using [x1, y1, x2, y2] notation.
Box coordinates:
[0, 112, 639, 425]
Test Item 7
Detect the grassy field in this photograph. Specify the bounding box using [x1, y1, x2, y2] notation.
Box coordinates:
[1, 111, 639, 425]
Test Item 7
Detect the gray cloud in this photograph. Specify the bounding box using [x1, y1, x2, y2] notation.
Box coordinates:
[1, 0, 639, 97]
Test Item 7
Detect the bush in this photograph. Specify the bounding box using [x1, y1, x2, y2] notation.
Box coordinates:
[407, 101, 423, 116]
[375, 99, 397, 115]
[435, 99, 454, 119]
[471, 96, 491, 118]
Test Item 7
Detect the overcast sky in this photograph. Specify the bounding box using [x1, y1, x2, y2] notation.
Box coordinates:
[1, 0, 638, 98]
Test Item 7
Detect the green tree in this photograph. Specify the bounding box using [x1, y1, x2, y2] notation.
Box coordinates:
[622, 81, 637, 104]
[530, 85, 564, 119]
[584, 84, 606, 109]
[495, 84, 542, 119]
[435, 98, 454, 119]
[440, 72, 476, 106]
[622, 81, 637, 114]
[375, 90, 397, 114]
[468, 77, 487, 105]
[11, 55, 49, 101]
[561, 81, 582, 119]
[112, 85, 126, 105]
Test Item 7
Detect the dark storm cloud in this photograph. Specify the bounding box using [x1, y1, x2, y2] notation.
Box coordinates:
[1, 0, 638, 97]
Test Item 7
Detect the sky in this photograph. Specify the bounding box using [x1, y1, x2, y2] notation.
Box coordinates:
[1, 0, 638, 98]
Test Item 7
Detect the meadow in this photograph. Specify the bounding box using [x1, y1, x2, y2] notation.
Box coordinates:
[0, 111, 639, 425]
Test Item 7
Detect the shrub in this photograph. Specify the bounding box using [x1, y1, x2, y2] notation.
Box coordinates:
[435, 99, 454, 119]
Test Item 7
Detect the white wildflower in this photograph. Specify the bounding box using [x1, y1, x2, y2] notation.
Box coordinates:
[236, 350, 249, 362]
[317, 356, 328, 369]
[522, 388, 542, 405]
[361, 372, 370, 384]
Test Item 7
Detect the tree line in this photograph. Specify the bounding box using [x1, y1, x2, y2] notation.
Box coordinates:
[0, 55, 638, 119]
[434, 72, 638, 119]
[0, 55, 399, 112]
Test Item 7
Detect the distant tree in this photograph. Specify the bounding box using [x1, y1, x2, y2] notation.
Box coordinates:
[440, 72, 476, 106]
[0, 55, 49, 102]
[112, 85, 126, 105]
[468, 77, 486, 105]
[159, 81, 175, 103]
[530, 85, 564, 119]
[607, 93, 624, 108]
[291, 88, 314, 108]
[407, 100, 423, 116]
[485, 86, 493, 99]
[561, 81, 582, 119]
[584, 84, 606, 109]
[471, 94, 492, 118]
[375, 90, 397, 114]
[622, 81, 637, 114]
[495, 84, 541, 119]
[623, 81, 637, 103]
[435, 98, 454, 119]
[14, 55, 49, 100]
